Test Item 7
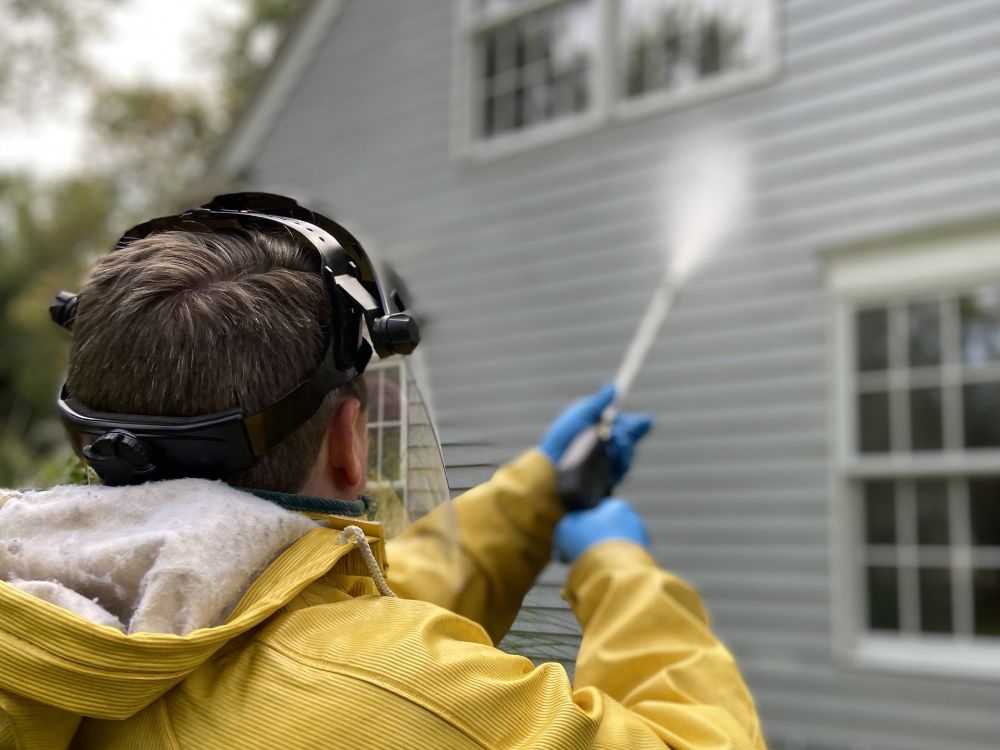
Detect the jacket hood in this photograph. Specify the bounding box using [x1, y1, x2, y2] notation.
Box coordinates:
[0, 480, 318, 635]
[0, 480, 385, 721]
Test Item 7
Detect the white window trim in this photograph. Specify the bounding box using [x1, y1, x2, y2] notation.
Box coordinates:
[451, 0, 781, 162]
[825, 226, 1000, 681]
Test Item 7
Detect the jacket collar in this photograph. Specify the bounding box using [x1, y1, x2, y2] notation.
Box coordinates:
[237, 488, 372, 518]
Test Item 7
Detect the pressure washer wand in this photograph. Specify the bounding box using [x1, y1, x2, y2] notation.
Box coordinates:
[557, 271, 680, 510]
[608, 271, 680, 424]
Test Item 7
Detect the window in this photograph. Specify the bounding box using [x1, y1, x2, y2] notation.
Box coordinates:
[459, 0, 778, 155]
[619, 0, 770, 100]
[854, 292, 1000, 639]
[365, 359, 407, 521]
[828, 231, 1000, 676]
[476, 0, 598, 138]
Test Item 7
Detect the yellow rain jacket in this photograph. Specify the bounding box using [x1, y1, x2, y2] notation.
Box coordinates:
[0, 451, 765, 749]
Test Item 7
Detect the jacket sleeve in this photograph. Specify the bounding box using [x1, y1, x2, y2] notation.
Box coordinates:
[384, 449, 562, 644]
[563, 540, 766, 750]
[384, 455, 766, 749]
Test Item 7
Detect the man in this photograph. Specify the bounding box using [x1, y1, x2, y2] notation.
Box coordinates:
[0, 194, 766, 749]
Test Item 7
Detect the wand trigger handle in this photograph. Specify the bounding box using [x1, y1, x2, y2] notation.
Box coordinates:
[556, 425, 613, 511]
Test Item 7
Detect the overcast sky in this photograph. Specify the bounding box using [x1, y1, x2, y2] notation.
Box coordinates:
[0, 0, 244, 176]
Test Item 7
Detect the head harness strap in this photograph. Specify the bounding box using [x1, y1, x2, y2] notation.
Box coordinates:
[50, 192, 420, 485]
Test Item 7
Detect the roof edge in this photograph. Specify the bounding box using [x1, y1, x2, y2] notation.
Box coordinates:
[206, 0, 347, 182]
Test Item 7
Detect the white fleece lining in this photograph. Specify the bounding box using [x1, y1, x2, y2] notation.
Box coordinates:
[0, 480, 317, 635]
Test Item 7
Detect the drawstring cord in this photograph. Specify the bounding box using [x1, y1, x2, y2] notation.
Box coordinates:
[338, 525, 396, 598]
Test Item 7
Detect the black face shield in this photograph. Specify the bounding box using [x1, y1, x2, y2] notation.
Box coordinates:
[50, 192, 420, 486]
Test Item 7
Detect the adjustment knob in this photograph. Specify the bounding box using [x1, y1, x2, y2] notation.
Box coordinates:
[50, 291, 79, 330]
[373, 313, 420, 356]
[82, 429, 156, 485]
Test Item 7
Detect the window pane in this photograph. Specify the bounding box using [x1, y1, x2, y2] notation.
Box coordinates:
[523, 13, 550, 64]
[523, 82, 550, 125]
[919, 567, 953, 634]
[493, 24, 518, 76]
[381, 426, 401, 482]
[492, 90, 517, 134]
[858, 391, 891, 453]
[961, 286, 1000, 365]
[973, 568, 1000, 636]
[864, 480, 896, 545]
[910, 387, 943, 451]
[367, 431, 380, 475]
[698, 18, 724, 76]
[481, 94, 496, 137]
[476, 0, 595, 139]
[550, 70, 578, 115]
[365, 372, 384, 422]
[907, 301, 941, 367]
[482, 32, 497, 79]
[963, 382, 1000, 448]
[618, 0, 765, 98]
[916, 479, 950, 546]
[382, 366, 402, 422]
[368, 369, 402, 424]
[572, 66, 588, 110]
[620, 1, 689, 96]
[856, 308, 889, 372]
[625, 46, 645, 96]
[551, 2, 595, 77]
[650, 18, 686, 92]
[515, 86, 529, 128]
[969, 477, 1000, 546]
[867, 566, 900, 631]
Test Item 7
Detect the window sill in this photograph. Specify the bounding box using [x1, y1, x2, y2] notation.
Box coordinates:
[611, 60, 780, 126]
[455, 61, 781, 164]
[842, 451, 1000, 477]
[457, 110, 606, 164]
[839, 634, 1000, 683]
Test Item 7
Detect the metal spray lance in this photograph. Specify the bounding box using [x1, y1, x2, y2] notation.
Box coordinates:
[555, 132, 750, 510]
[556, 269, 681, 509]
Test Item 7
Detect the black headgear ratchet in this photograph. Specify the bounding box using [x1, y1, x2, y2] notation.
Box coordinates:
[50, 192, 420, 485]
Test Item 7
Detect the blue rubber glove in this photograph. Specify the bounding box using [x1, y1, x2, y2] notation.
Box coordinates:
[553, 497, 650, 564]
[539, 384, 616, 464]
[606, 411, 653, 484]
[538, 384, 653, 482]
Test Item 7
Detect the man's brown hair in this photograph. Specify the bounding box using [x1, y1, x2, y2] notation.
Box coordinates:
[67, 228, 365, 493]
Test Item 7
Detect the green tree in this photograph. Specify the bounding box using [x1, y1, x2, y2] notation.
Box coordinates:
[217, 0, 304, 115]
[87, 84, 219, 209]
[0, 0, 120, 117]
[0, 0, 305, 487]
[0, 173, 119, 484]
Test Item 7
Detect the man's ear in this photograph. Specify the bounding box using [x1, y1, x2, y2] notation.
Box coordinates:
[325, 397, 366, 494]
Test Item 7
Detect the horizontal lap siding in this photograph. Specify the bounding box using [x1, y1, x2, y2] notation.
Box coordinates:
[241, 0, 1000, 747]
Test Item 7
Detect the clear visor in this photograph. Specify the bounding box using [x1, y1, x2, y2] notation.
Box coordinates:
[363, 354, 466, 592]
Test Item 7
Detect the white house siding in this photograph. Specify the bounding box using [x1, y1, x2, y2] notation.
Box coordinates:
[229, 0, 1000, 747]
